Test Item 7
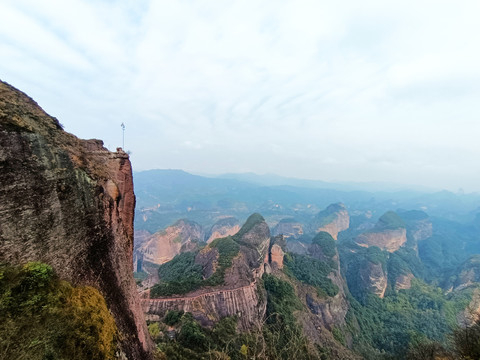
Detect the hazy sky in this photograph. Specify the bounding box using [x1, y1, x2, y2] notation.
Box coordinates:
[1, 0, 479, 191]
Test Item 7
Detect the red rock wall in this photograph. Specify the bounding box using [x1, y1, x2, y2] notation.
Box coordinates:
[0, 81, 153, 359]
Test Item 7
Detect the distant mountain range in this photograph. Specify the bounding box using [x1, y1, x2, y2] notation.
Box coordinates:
[133, 169, 480, 233]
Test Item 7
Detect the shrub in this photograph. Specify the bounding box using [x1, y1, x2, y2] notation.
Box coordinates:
[312, 231, 337, 258]
[284, 253, 338, 297]
[0, 263, 117, 360]
[164, 310, 184, 326]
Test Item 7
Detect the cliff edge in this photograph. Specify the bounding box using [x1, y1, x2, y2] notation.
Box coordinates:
[0, 81, 153, 359]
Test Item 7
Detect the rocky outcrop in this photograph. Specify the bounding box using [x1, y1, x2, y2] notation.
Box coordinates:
[137, 219, 204, 265]
[268, 235, 286, 270]
[304, 235, 349, 328]
[144, 281, 265, 329]
[206, 217, 240, 243]
[395, 272, 414, 290]
[409, 219, 433, 242]
[272, 218, 304, 239]
[144, 213, 270, 329]
[134, 229, 152, 250]
[458, 288, 480, 327]
[356, 229, 407, 253]
[359, 262, 388, 298]
[0, 81, 152, 359]
[310, 203, 349, 240]
[286, 240, 309, 255]
[270, 244, 285, 269]
[454, 255, 480, 291]
[355, 211, 407, 252]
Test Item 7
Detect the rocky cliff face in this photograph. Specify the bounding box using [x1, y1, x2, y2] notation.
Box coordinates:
[137, 219, 204, 265]
[355, 211, 407, 252]
[206, 217, 240, 243]
[356, 229, 407, 253]
[359, 261, 388, 298]
[143, 214, 270, 329]
[454, 255, 480, 291]
[304, 240, 350, 328]
[269, 235, 287, 270]
[144, 281, 265, 329]
[272, 218, 304, 239]
[409, 218, 433, 242]
[311, 203, 350, 240]
[0, 81, 152, 359]
[395, 272, 414, 291]
[459, 287, 480, 327]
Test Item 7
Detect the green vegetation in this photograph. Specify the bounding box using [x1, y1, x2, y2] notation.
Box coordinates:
[153, 275, 320, 360]
[151, 236, 240, 297]
[399, 210, 429, 221]
[164, 310, 185, 326]
[346, 279, 473, 358]
[263, 274, 302, 325]
[312, 231, 337, 259]
[313, 212, 337, 228]
[386, 248, 424, 292]
[284, 252, 339, 297]
[206, 236, 240, 285]
[341, 245, 388, 302]
[376, 211, 406, 230]
[150, 252, 203, 296]
[0, 262, 117, 360]
[232, 213, 264, 241]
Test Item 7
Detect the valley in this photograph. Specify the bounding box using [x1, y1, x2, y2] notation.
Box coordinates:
[134, 169, 480, 359]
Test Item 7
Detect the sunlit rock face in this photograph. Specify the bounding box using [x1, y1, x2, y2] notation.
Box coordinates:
[137, 219, 204, 265]
[360, 261, 388, 298]
[206, 217, 241, 243]
[355, 211, 407, 253]
[143, 214, 271, 330]
[310, 203, 350, 240]
[0, 81, 153, 359]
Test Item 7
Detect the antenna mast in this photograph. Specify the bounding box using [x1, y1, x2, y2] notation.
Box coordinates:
[121, 123, 125, 149]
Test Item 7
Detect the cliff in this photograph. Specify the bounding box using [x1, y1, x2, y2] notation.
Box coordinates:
[272, 218, 304, 239]
[454, 255, 480, 291]
[137, 219, 204, 265]
[355, 211, 407, 252]
[304, 232, 350, 327]
[310, 203, 350, 240]
[359, 261, 388, 298]
[206, 217, 241, 243]
[0, 81, 152, 359]
[144, 281, 265, 329]
[143, 213, 270, 329]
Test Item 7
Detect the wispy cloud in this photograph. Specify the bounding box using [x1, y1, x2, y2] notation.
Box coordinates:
[1, 0, 479, 191]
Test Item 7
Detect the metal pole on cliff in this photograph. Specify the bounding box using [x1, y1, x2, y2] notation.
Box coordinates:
[121, 122, 125, 149]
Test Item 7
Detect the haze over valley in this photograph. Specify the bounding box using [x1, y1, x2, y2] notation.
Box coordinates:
[1, 1, 480, 359]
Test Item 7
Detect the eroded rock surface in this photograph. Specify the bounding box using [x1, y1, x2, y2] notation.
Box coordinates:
[144, 281, 265, 329]
[395, 273, 414, 290]
[355, 211, 407, 252]
[356, 229, 407, 253]
[272, 218, 304, 239]
[206, 217, 240, 243]
[311, 203, 350, 240]
[143, 214, 270, 329]
[359, 262, 388, 298]
[137, 219, 204, 265]
[0, 81, 152, 359]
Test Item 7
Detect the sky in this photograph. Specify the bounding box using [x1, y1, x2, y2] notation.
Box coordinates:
[1, 0, 479, 192]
